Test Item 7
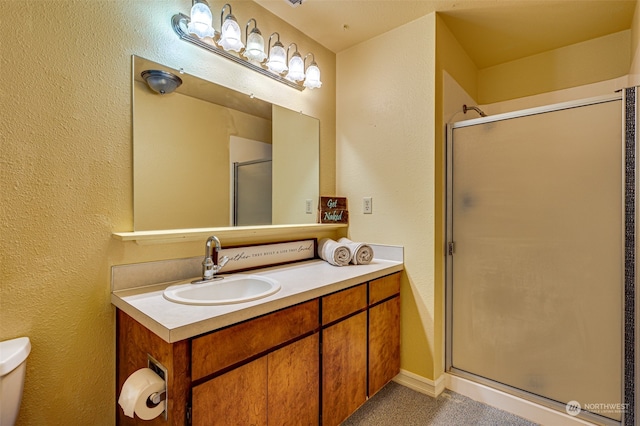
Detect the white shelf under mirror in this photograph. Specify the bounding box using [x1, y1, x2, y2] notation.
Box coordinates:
[112, 223, 347, 245]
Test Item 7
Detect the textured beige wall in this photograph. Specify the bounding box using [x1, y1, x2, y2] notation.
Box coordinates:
[337, 14, 437, 380]
[0, 1, 335, 424]
[479, 30, 631, 104]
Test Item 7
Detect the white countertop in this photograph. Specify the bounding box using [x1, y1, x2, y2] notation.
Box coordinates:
[111, 258, 403, 343]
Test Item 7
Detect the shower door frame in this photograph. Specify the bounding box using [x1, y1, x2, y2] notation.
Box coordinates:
[445, 90, 637, 426]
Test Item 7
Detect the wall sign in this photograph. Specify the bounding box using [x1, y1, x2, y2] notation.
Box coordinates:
[318, 196, 349, 224]
[219, 239, 316, 272]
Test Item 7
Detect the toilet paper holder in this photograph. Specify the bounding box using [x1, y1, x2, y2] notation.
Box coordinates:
[149, 389, 166, 405]
[147, 354, 168, 420]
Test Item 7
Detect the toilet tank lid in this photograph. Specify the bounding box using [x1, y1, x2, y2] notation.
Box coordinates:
[0, 337, 31, 376]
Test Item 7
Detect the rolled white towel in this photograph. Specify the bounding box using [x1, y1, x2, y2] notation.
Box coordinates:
[318, 238, 352, 266]
[338, 238, 374, 265]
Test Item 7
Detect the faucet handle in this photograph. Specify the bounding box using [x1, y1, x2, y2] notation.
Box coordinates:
[214, 256, 229, 274]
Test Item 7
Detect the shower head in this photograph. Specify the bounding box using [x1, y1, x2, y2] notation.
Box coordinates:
[463, 104, 487, 117]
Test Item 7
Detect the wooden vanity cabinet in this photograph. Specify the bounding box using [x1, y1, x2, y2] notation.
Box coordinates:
[116, 272, 400, 426]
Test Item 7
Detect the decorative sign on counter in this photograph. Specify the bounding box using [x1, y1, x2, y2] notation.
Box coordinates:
[318, 196, 349, 224]
[219, 239, 316, 272]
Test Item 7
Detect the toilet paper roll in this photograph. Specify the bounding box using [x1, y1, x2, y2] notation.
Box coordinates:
[118, 367, 166, 420]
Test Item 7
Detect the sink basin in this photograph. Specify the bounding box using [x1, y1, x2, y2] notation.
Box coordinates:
[163, 274, 281, 305]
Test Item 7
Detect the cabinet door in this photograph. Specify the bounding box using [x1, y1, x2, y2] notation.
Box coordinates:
[368, 296, 400, 396]
[192, 357, 267, 426]
[268, 334, 319, 425]
[322, 311, 367, 426]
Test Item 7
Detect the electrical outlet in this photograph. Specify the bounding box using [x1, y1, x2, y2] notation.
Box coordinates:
[363, 197, 372, 214]
[305, 199, 313, 214]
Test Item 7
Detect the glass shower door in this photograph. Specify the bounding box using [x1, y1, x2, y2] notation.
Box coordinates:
[447, 97, 623, 422]
[233, 159, 272, 226]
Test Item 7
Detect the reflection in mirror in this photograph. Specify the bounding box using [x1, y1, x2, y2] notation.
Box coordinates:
[132, 56, 319, 231]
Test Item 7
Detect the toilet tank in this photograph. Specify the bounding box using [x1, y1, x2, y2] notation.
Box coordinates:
[0, 337, 31, 426]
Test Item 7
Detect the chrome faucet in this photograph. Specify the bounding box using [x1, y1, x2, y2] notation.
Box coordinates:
[193, 236, 229, 283]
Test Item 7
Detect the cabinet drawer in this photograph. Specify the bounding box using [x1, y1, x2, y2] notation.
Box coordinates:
[191, 300, 319, 380]
[321, 284, 367, 325]
[369, 273, 400, 305]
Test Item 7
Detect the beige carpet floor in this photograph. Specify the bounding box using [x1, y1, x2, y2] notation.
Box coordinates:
[342, 382, 538, 425]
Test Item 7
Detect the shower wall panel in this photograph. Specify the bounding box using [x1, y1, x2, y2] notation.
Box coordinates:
[449, 99, 623, 421]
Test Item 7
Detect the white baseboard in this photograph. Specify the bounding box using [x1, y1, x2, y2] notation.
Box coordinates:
[392, 369, 446, 398]
[445, 373, 597, 426]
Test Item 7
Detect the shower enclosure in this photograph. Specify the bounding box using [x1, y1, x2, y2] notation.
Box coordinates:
[446, 89, 637, 425]
[233, 158, 272, 226]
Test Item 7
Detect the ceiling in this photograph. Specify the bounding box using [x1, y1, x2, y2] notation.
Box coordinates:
[254, 0, 636, 68]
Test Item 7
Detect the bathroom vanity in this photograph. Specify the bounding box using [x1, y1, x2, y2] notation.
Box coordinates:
[113, 255, 402, 426]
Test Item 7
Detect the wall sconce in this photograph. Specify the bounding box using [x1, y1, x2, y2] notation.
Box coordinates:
[285, 43, 305, 82]
[265, 33, 288, 74]
[187, 0, 215, 39]
[217, 4, 244, 52]
[171, 3, 321, 91]
[243, 19, 267, 63]
[303, 53, 322, 89]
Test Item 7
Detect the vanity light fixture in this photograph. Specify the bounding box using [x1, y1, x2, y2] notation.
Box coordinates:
[141, 70, 183, 95]
[285, 43, 305, 82]
[265, 33, 288, 74]
[187, 0, 215, 39]
[243, 19, 267, 63]
[303, 53, 322, 89]
[217, 4, 244, 52]
[171, 3, 322, 91]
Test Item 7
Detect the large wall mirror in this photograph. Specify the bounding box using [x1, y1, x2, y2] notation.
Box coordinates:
[132, 56, 320, 231]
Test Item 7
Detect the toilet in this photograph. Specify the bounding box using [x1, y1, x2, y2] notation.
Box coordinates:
[0, 337, 31, 426]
